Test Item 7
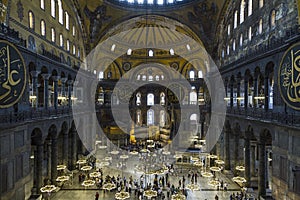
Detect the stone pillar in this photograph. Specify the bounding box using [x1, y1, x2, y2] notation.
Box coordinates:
[67, 80, 73, 108]
[52, 76, 60, 109]
[47, 141, 52, 178]
[51, 138, 58, 184]
[36, 144, 43, 194]
[224, 129, 231, 170]
[250, 144, 256, 176]
[42, 74, 51, 109]
[244, 79, 249, 109]
[71, 128, 77, 170]
[230, 82, 234, 108]
[237, 80, 241, 108]
[244, 137, 251, 187]
[30, 71, 40, 108]
[254, 78, 258, 108]
[258, 142, 267, 197]
[264, 76, 269, 111]
[63, 132, 69, 165]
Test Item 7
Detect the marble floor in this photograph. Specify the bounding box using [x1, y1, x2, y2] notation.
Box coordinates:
[48, 165, 256, 200]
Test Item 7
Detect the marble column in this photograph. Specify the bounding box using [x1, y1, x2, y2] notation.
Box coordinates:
[244, 80, 249, 109]
[51, 138, 58, 184]
[42, 74, 51, 109]
[71, 128, 77, 170]
[67, 80, 73, 108]
[224, 129, 231, 170]
[63, 132, 69, 165]
[258, 142, 267, 197]
[30, 71, 40, 108]
[52, 76, 60, 109]
[36, 144, 43, 194]
[244, 138, 251, 187]
[253, 78, 258, 108]
[251, 144, 256, 176]
[264, 76, 269, 111]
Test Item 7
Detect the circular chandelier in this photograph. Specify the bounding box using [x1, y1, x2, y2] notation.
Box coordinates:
[115, 191, 130, 200]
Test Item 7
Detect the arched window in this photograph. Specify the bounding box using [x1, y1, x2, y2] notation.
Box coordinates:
[190, 114, 197, 122]
[72, 45, 76, 55]
[98, 71, 104, 80]
[142, 75, 146, 81]
[137, 75, 140, 81]
[259, 18, 263, 34]
[240, 34, 243, 47]
[65, 11, 70, 30]
[66, 40, 70, 51]
[157, 0, 164, 5]
[155, 75, 159, 81]
[240, 0, 245, 24]
[248, 26, 252, 41]
[51, 0, 55, 18]
[72, 26, 76, 36]
[227, 45, 230, 55]
[234, 10, 238, 28]
[160, 110, 166, 127]
[58, 0, 63, 24]
[189, 70, 195, 80]
[198, 71, 203, 78]
[190, 87, 197, 105]
[147, 0, 154, 4]
[160, 92, 165, 106]
[227, 24, 231, 36]
[136, 109, 142, 126]
[270, 10, 276, 28]
[233, 39, 236, 51]
[136, 92, 141, 106]
[147, 109, 155, 125]
[147, 93, 154, 106]
[51, 28, 55, 42]
[59, 34, 63, 47]
[248, 0, 253, 16]
[40, 0, 45, 9]
[259, 0, 264, 8]
[148, 75, 153, 81]
[148, 49, 154, 57]
[221, 49, 225, 58]
[40, 20, 46, 36]
[29, 11, 34, 29]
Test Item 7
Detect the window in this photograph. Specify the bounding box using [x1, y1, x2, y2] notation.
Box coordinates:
[72, 26, 76, 36]
[259, 19, 263, 34]
[248, 0, 253, 16]
[227, 45, 230, 55]
[136, 92, 141, 106]
[227, 24, 231, 36]
[168, 0, 174, 3]
[221, 49, 225, 58]
[65, 12, 70, 30]
[160, 110, 166, 127]
[233, 39, 236, 51]
[98, 71, 104, 80]
[77, 47, 80, 58]
[58, 0, 63, 24]
[190, 87, 197, 105]
[259, 0, 264, 8]
[234, 10, 238, 29]
[170, 48, 175, 55]
[136, 110, 142, 126]
[127, 48, 132, 55]
[28, 11, 34, 29]
[157, 0, 164, 5]
[51, 28, 55, 42]
[160, 92, 165, 106]
[40, 20, 46, 36]
[66, 40, 70, 51]
[240, 0, 245, 24]
[198, 71, 203, 78]
[148, 49, 154, 57]
[137, 0, 143, 4]
[40, 0, 45, 10]
[59, 34, 63, 47]
[147, 0, 154, 4]
[147, 109, 154, 126]
[51, 0, 55, 18]
[270, 10, 276, 28]
[147, 93, 154, 106]
[240, 34, 243, 47]
[72, 45, 76, 55]
[189, 70, 195, 80]
[248, 26, 252, 41]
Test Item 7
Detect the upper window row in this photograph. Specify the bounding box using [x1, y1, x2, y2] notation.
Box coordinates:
[118, 0, 186, 5]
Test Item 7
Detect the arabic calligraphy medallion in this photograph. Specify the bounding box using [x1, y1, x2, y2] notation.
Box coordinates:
[279, 43, 300, 110]
[0, 40, 26, 108]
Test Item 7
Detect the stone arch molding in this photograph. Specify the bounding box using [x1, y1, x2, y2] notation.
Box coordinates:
[73, 14, 226, 157]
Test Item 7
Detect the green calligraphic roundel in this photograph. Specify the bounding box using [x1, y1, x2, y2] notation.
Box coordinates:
[279, 42, 300, 110]
[0, 40, 26, 108]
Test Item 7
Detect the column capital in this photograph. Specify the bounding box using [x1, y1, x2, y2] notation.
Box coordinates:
[41, 73, 51, 80]
[52, 76, 60, 82]
[30, 71, 40, 78]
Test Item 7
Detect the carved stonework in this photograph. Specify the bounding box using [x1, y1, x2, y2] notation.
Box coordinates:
[17, 0, 23, 22]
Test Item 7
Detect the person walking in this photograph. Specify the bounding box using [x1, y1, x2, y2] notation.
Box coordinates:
[95, 192, 99, 200]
